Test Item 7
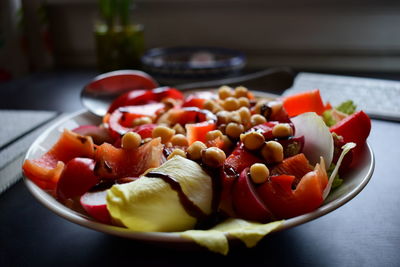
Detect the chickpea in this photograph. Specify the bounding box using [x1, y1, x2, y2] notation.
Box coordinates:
[216, 111, 230, 125]
[218, 124, 227, 134]
[238, 97, 250, 108]
[132, 116, 153, 126]
[238, 107, 251, 125]
[172, 123, 186, 135]
[250, 114, 267, 126]
[261, 141, 284, 164]
[170, 134, 189, 146]
[202, 147, 226, 167]
[212, 105, 223, 114]
[272, 123, 293, 138]
[121, 132, 141, 150]
[223, 97, 239, 111]
[206, 130, 223, 141]
[218, 85, 233, 100]
[152, 126, 175, 144]
[228, 111, 242, 124]
[225, 122, 244, 139]
[234, 86, 249, 98]
[167, 148, 187, 160]
[187, 141, 207, 160]
[241, 131, 265, 150]
[203, 100, 218, 111]
[219, 134, 233, 151]
[250, 163, 270, 184]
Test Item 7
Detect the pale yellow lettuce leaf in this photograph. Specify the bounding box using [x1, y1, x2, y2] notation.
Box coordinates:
[181, 230, 228, 255]
[180, 218, 284, 255]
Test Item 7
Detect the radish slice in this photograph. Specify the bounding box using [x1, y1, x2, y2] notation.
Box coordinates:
[80, 190, 111, 224]
[291, 112, 334, 169]
[323, 142, 356, 200]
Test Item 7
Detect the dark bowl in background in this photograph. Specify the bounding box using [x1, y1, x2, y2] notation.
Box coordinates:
[141, 47, 246, 83]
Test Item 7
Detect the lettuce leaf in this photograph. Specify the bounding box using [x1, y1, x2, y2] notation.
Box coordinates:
[322, 110, 336, 127]
[322, 100, 357, 127]
[180, 219, 284, 255]
[327, 163, 343, 190]
[323, 142, 356, 199]
[336, 100, 356, 115]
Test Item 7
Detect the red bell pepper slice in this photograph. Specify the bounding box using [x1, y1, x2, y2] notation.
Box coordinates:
[330, 110, 371, 149]
[108, 87, 184, 113]
[257, 158, 328, 219]
[107, 103, 164, 138]
[283, 89, 326, 117]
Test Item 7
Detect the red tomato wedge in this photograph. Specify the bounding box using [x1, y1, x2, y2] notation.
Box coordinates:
[22, 130, 95, 191]
[271, 153, 313, 183]
[23, 161, 64, 192]
[186, 121, 216, 145]
[283, 89, 325, 117]
[257, 158, 328, 219]
[94, 138, 163, 179]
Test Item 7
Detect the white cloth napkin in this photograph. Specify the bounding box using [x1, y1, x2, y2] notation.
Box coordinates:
[0, 110, 61, 194]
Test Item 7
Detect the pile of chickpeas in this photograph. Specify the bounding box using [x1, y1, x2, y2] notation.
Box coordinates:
[120, 85, 295, 185]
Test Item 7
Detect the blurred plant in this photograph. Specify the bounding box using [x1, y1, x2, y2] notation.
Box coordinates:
[95, 0, 144, 72]
[98, 0, 133, 29]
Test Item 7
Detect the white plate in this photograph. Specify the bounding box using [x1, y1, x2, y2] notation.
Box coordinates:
[23, 105, 375, 245]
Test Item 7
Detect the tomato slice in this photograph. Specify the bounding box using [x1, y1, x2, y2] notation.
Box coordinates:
[94, 138, 163, 179]
[257, 158, 328, 219]
[22, 129, 95, 191]
[283, 89, 325, 117]
[186, 121, 216, 145]
[271, 153, 313, 184]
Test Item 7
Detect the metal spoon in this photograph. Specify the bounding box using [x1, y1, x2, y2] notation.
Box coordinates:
[81, 67, 294, 117]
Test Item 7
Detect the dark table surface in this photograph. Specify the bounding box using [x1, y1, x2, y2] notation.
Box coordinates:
[1, 69, 399, 267]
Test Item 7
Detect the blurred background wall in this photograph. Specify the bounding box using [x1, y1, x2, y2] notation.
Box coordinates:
[2, 0, 400, 79]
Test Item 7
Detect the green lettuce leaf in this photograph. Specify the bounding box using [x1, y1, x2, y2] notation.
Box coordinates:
[327, 163, 344, 190]
[336, 100, 356, 115]
[322, 110, 336, 127]
[322, 100, 357, 127]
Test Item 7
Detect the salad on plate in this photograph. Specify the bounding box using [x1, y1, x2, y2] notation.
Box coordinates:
[22, 77, 372, 254]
